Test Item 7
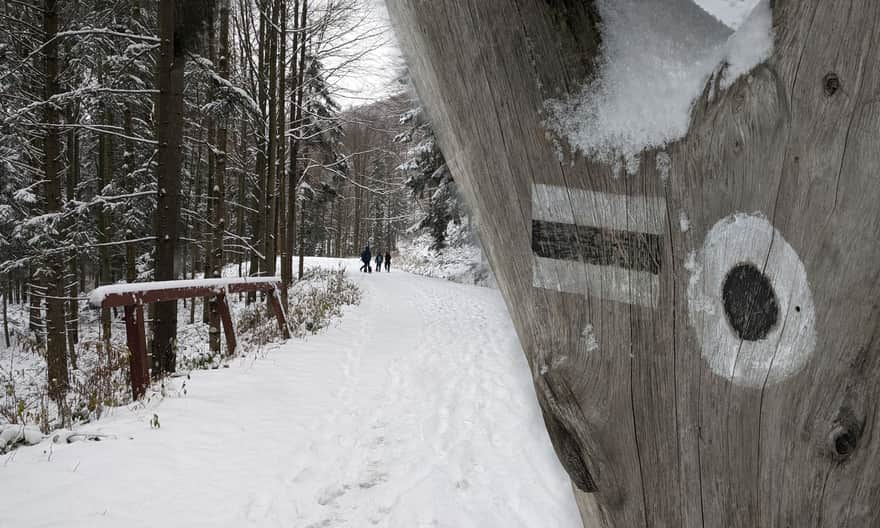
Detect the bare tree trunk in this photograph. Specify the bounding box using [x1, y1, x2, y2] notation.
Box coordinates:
[97, 97, 113, 349]
[27, 273, 41, 343]
[65, 101, 79, 365]
[294, 0, 308, 280]
[263, 0, 281, 287]
[297, 151, 306, 280]
[286, 0, 308, 282]
[42, 0, 68, 405]
[334, 195, 342, 257]
[209, 0, 231, 354]
[282, 0, 300, 303]
[277, 0, 290, 307]
[152, 0, 185, 377]
[248, 0, 269, 303]
[189, 145, 204, 325]
[203, 14, 217, 326]
[236, 120, 246, 284]
[387, 1, 880, 526]
[3, 281, 9, 348]
[352, 170, 362, 255]
[123, 104, 138, 284]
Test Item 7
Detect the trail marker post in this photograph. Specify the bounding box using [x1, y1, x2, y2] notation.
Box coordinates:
[386, 1, 880, 525]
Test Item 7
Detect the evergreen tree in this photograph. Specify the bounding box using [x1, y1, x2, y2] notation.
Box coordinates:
[396, 105, 460, 251]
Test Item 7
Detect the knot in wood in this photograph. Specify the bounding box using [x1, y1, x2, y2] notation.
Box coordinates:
[828, 407, 864, 461]
[830, 425, 858, 460]
[824, 73, 841, 97]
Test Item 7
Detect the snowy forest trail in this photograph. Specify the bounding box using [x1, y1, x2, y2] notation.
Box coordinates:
[0, 259, 581, 528]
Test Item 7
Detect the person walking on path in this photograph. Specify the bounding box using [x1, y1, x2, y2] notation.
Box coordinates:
[360, 245, 372, 273]
[375, 252, 383, 273]
[384, 251, 391, 272]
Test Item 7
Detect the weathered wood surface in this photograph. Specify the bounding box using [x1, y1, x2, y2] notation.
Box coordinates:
[386, 1, 880, 526]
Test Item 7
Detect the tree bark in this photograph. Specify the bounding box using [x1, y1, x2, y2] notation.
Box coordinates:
[263, 0, 282, 286]
[42, 0, 68, 404]
[65, 100, 79, 363]
[97, 95, 113, 349]
[282, 0, 299, 297]
[3, 281, 9, 348]
[189, 145, 204, 325]
[236, 119, 247, 288]
[285, 0, 308, 281]
[27, 273, 41, 343]
[386, 1, 880, 526]
[209, 0, 231, 355]
[278, 0, 290, 306]
[123, 104, 138, 284]
[152, 0, 185, 377]
[203, 12, 217, 326]
[248, 0, 269, 303]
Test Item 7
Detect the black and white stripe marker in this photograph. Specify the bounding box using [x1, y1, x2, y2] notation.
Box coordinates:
[531, 184, 667, 308]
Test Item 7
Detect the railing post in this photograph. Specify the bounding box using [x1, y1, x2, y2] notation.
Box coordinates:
[268, 287, 290, 339]
[123, 304, 149, 399]
[216, 293, 237, 356]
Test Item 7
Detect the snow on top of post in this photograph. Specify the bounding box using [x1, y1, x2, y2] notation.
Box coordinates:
[544, 0, 772, 173]
[88, 277, 281, 308]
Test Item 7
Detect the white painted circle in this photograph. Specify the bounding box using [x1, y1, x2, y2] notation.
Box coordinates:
[687, 213, 816, 387]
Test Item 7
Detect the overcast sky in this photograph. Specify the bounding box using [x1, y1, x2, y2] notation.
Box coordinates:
[330, 0, 404, 109]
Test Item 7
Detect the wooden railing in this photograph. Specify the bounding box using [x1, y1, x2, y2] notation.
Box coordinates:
[89, 277, 290, 399]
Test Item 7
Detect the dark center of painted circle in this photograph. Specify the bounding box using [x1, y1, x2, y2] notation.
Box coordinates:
[722, 263, 780, 341]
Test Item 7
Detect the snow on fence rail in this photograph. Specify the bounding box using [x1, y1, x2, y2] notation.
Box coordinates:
[89, 277, 290, 399]
[88, 277, 284, 307]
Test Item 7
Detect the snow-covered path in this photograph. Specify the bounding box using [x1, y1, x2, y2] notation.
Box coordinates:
[0, 259, 581, 527]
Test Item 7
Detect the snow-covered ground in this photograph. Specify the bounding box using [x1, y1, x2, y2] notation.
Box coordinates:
[0, 257, 580, 527]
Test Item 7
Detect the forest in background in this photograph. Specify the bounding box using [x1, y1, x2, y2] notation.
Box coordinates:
[0, 0, 462, 423]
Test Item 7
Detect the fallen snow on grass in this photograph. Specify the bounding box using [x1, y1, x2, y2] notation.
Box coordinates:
[397, 222, 496, 288]
[545, 0, 772, 171]
[0, 258, 580, 527]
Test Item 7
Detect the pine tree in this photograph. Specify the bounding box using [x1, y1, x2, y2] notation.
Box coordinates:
[396, 104, 460, 251]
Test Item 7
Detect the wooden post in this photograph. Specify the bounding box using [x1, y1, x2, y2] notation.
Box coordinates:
[386, 1, 880, 526]
[268, 287, 290, 338]
[216, 293, 237, 357]
[123, 304, 149, 399]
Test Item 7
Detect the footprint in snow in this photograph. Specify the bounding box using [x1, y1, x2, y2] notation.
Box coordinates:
[316, 483, 349, 506]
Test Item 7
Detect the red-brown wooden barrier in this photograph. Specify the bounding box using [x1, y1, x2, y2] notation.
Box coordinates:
[89, 278, 290, 399]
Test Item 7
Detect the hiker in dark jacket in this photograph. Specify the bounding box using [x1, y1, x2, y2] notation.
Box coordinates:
[360, 246, 372, 273]
[384, 251, 391, 272]
[375, 252, 383, 272]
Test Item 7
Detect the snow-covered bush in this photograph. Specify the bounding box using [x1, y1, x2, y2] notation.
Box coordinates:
[0, 424, 43, 454]
[1, 338, 130, 434]
[234, 266, 360, 344]
[397, 222, 496, 288]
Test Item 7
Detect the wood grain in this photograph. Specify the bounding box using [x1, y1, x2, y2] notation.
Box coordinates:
[386, 0, 880, 525]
